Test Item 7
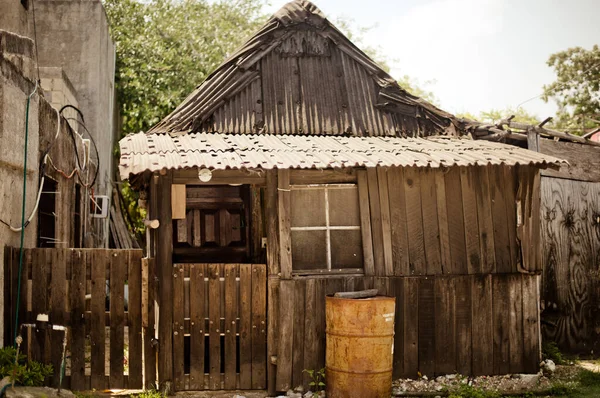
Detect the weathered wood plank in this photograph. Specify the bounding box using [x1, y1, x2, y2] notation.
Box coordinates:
[420, 169, 442, 275]
[172, 263, 185, 391]
[404, 167, 426, 275]
[503, 166, 518, 273]
[403, 278, 419, 378]
[493, 276, 510, 375]
[70, 250, 87, 391]
[455, 276, 472, 375]
[445, 168, 467, 274]
[224, 265, 238, 389]
[460, 167, 481, 274]
[266, 277, 280, 396]
[251, 264, 267, 389]
[109, 251, 126, 388]
[303, 279, 318, 386]
[472, 275, 494, 376]
[292, 280, 306, 389]
[90, 251, 108, 390]
[474, 167, 496, 274]
[435, 171, 451, 274]
[508, 274, 524, 373]
[278, 169, 292, 279]
[189, 264, 206, 390]
[539, 138, 600, 182]
[50, 249, 67, 388]
[489, 166, 511, 273]
[31, 249, 49, 364]
[128, 250, 143, 389]
[377, 168, 394, 276]
[391, 278, 405, 378]
[357, 170, 375, 275]
[434, 277, 455, 375]
[239, 264, 253, 389]
[418, 278, 435, 377]
[523, 275, 541, 373]
[208, 264, 221, 390]
[276, 280, 295, 391]
[367, 168, 386, 275]
[143, 257, 157, 390]
[387, 167, 410, 276]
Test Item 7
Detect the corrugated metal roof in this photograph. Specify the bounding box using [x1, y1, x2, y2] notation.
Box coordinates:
[119, 132, 566, 179]
[146, 0, 461, 138]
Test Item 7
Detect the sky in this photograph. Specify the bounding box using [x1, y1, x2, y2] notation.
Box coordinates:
[263, 0, 600, 118]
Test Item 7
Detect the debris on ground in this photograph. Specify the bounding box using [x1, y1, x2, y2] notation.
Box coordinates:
[5, 386, 76, 397]
[392, 371, 553, 396]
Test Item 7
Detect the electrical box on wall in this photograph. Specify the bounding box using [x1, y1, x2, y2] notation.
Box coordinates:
[90, 195, 110, 218]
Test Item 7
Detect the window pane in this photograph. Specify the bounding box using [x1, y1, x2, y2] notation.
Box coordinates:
[330, 230, 363, 269]
[291, 188, 326, 227]
[291, 230, 327, 270]
[328, 186, 360, 226]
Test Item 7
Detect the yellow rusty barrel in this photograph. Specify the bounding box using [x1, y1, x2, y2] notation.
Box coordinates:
[325, 295, 396, 398]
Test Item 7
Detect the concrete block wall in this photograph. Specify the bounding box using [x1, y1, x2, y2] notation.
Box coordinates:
[39, 66, 79, 129]
[0, 34, 40, 346]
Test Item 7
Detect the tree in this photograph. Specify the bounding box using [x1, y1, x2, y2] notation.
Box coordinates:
[456, 107, 540, 125]
[542, 45, 600, 133]
[104, 0, 268, 137]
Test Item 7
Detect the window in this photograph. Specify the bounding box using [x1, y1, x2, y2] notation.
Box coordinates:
[290, 184, 363, 274]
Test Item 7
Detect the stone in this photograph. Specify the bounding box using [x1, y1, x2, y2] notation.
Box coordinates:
[5, 386, 76, 397]
[540, 359, 556, 375]
[519, 373, 541, 387]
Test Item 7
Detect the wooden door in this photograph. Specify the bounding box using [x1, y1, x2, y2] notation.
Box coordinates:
[174, 186, 250, 263]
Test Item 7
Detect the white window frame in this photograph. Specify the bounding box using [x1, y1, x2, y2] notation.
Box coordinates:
[290, 184, 361, 273]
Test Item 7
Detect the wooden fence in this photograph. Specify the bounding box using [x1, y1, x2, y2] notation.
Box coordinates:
[3, 248, 151, 391]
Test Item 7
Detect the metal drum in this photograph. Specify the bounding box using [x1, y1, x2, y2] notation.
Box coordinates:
[325, 295, 396, 398]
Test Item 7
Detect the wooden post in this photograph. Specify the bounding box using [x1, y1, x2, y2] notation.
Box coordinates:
[156, 172, 174, 392]
[527, 129, 540, 152]
[265, 170, 280, 397]
[277, 169, 292, 279]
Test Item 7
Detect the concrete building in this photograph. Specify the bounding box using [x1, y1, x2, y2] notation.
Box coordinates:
[0, 0, 116, 345]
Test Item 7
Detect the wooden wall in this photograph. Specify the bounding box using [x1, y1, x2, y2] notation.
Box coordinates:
[268, 165, 543, 392]
[273, 273, 541, 391]
[537, 139, 600, 355]
[540, 176, 600, 354]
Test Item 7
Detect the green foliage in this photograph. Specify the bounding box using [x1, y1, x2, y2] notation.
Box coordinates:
[303, 368, 326, 392]
[104, 0, 268, 138]
[549, 381, 576, 396]
[542, 45, 600, 134]
[456, 107, 540, 125]
[543, 341, 565, 365]
[0, 347, 53, 387]
[130, 389, 165, 398]
[447, 384, 500, 398]
[397, 75, 439, 105]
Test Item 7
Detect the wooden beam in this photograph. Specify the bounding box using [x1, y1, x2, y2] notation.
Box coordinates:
[289, 168, 357, 185]
[172, 168, 266, 185]
[156, 172, 174, 390]
[278, 169, 292, 279]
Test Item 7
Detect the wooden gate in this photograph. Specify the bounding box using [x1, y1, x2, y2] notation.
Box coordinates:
[172, 263, 267, 391]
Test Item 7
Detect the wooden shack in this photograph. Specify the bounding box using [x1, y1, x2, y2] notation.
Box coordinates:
[118, 0, 565, 393]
